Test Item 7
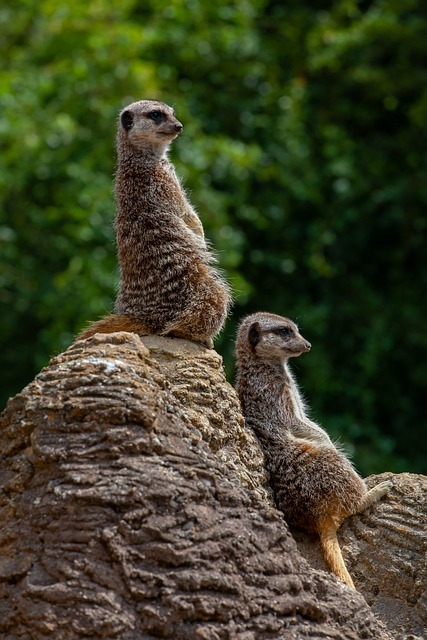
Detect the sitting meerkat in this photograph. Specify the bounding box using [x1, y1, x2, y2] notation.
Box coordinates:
[235, 311, 392, 589]
[77, 99, 231, 347]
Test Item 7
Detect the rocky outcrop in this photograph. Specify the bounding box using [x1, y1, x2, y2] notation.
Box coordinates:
[0, 332, 421, 639]
[140, 335, 273, 506]
[292, 472, 427, 640]
[346, 472, 427, 638]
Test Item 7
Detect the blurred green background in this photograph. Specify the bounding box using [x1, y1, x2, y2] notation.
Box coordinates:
[1, 0, 426, 476]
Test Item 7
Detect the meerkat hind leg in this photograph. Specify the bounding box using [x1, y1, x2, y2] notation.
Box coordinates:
[317, 481, 392, 589]
[317, 516, 355, 589]
[354, 480, 392, 514]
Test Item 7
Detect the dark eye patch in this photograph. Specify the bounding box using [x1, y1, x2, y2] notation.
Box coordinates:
[272, 326, 292, 338]
[148, 110, 166, 122]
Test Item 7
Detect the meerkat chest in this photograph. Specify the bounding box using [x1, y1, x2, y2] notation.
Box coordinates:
[283, 367, 307, 421]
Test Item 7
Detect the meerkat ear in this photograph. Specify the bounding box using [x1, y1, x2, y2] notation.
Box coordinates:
[120, 110, 134, 131]
[248, 322, 261, 347]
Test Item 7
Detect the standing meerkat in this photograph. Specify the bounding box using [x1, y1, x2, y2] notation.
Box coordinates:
[77, 99, 231, 347]
[235, 311, 391, 589]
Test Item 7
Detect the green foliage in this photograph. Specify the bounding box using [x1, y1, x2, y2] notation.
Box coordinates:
[1, 0, 426, 475]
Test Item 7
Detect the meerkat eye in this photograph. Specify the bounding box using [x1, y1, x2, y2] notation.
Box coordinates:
[277, 327, 291, 338]
[120, 110, 134, 131]
[148, 110, 164, 122]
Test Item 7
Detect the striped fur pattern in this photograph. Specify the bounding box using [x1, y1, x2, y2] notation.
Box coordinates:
[78, 100, 230, 345]
[235, 311, 391, 588]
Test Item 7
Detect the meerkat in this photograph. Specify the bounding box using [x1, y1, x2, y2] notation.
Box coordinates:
[77, 99, 231, 347]
[235, 311, 392, 589]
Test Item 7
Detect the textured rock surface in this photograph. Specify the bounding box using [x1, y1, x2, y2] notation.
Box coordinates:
[0, 332, 391, 639]
[292, 475, 427, 640]
[140, 335, 273, 505]
[347, 472, 427, 639]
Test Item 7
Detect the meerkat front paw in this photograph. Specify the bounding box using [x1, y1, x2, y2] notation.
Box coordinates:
[373, 480, 393, 497]
[365, 480, 393, 505]
[356, 480, 393, 513]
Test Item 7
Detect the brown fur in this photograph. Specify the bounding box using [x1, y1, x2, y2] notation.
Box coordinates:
[76, 100, 231, 346]
[235, 311, 391, 589]
[77, 315, 151, 341]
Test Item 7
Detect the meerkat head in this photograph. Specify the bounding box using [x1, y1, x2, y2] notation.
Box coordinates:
[118, 99, 183, 156]
[237, 312, 311, 363]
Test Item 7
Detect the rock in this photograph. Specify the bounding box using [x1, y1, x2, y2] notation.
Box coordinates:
[292, 475, 427, 640]
[346, 472, 426, 639]
[0, 331, 392, 639]
[140, 335, 273, 506]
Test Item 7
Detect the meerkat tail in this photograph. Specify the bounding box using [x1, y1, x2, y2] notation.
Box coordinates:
[76, 314, 152, 341]
[317, 517, 355, 589]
